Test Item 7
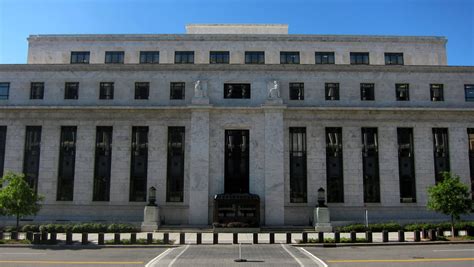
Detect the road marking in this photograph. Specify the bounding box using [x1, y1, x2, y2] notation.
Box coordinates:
[280, 243, 304, 267]
[327, 257, 474, 263]
[0, 260, 143, 265]
[168, 244, 190, 267]
[298, 247, 328, 267]
[0, 253, 46, 255]
[433, 249, 474, 252]
[145, 248, 173, 267]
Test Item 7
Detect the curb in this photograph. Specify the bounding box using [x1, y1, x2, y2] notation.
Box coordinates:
[0, 244, 179, 249]
[294, 240, 474, 247]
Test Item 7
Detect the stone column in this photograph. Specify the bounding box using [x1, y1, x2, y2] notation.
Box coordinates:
[110, 125, 131, 203]
[74, 124, 95, 204]
[3, 123, 25, 174]
[379, 127, 399, 206]
[343, 127, 364, 206]
[188, 107, 210, 225]
[414, 126, 435, 206]
[449, 127, 470, 186]
[263, 105, 285, 226]
[37, 124, 60, 204]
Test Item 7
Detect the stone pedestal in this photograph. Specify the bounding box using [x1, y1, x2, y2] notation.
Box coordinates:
[313, 207, 333, 232]
[141, 206, 160, 232]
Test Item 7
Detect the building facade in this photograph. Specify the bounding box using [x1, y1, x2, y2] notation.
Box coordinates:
[0, 24, 473, 226]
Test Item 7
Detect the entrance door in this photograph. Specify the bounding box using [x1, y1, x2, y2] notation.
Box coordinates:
[225, 130, 249, 193]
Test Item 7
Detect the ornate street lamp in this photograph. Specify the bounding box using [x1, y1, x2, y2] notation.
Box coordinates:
[148, 186, 157, 206]
[317, 187, 326, 207]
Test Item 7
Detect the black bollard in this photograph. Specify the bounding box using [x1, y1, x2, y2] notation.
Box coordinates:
[414, 230, 421, 242]
[366, 231, 372, 243]
[0, 231, 3, 240]
[350, 231, 356, 243]
[147, 233, 153, 244]
[114, 233, 120, 244]
[398, 230, 405, 242]
[98, 233, 104, 245]
[213, 233, 218, 244]
[66, 232, 73, 245]
[318, 232, 324, 243]
[33, 233, 41, 244]
[233, 233, 238, 244]
[302, 232, 308, 244]
[130, 233, 136, 244]
[382, 230, 389, 242]
[81, 233, 88, 245]
[421, 228, 427, 239]
[180, 232, 185, 244]
[334, 231, 340, 243]
[269, 233, 275, 244]
[437, 228, 444, 237]
[429, 229, 436, 241]
[26, 231, 33, 241]
[41, 231, 48, 242]
[286, 233, 291, 244]
[50, 232, 57, 244]
[10, 231, 18, 240]
[253, 233, 258, 244]
[163, 233, 169, 244]
[196, 233, 202, 245]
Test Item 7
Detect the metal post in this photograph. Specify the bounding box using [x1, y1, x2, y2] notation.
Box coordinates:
[366, 230, 372, 243]
[130, 233, 136, 244]
[429, 229, 436, 241]
[414, 230, 420, 242]
[302, 232, 308, 243]
[382, 230, 389, 242]
[33, 233, 41, 244]
[180, 232, 185, 244]
[81, 233, 88, 245]
[66, 232, 73, 245]
[114, 233, 120, 244]
[147, 233, 153, 244]
[213, 233, 218, 244]
[253, 233, 258, 244]
[196, 232, 202, 245]
[318, 232, 324, 243]
[286, 233, 291, 244]
[233, 233, 238, 244]
[398, 230, 405, 242]
[350, 231, 356, 243]
[98, 233, 104, 245]
[269, 233, 275, 244]
[163, 233, 169, 244]
[26, 232, 33, 241]
[334, 231, 340, 243]
[10, 231, 18, 240]
[50, 232, 57, 243]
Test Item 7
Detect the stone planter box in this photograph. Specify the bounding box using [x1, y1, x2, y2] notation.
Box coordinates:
[213, 227, 260, 233]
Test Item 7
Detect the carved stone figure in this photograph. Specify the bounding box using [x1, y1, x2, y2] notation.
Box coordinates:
[268, 80, 281, 99]
[194, 80, 207, 98]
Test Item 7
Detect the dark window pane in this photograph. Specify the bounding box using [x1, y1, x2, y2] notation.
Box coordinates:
[433, 128, 450, 183]
[135, 82, 150, 100]
[465, 84, 474, 101]
[70, 52, 90, 64]
[468, 128, 474, 200]
[0, 83, 9, 100]
[170, 82, 185, 100]
[64, 82, 79, 99]
[325, 83, 340, 100]
[175, 51, 194, 64]
[360, 83, 375, 100]
[210, 51, 229, 64]
[326, 127, 344, 203]
[315, 52, 335, 64]
[350, 52, 370, 65]
[0, 126, 6, 179]
[430, 84, 444, 101]
[30, 82, 44, 100]
[397, 128, 416, 203]
[167, 127, 185, 202]
[57, 126, 77, 201]
[289, 83, 304, 100]
[362, 127, 380, 203]
[139, 51, 160, 64]
[105, 51, 124, 64]
[385, 53, 404, 65]
[23, 126, 42, 193]
[99, 82, 114, 100]
[280, 52, 300, 64]
[224, 83, 251, 99]
[396, 83, 410, 101]
[130, 126, 148, 202]
[245, 51, 265, 64]
[290, 127, 307, 203]
[93, 126, 113, 201]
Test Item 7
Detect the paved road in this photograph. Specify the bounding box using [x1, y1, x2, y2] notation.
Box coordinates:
[0, 243, 473, 266]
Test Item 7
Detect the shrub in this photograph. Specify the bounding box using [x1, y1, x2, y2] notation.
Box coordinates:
[21, 224, 39, 232]
[106, 223, 138, 233]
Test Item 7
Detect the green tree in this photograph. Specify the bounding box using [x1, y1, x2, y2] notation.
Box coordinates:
[0, 172, 44, 231]
[427, 172, 472, 236]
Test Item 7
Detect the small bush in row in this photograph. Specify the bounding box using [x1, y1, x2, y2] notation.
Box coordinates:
[0, 223, 139, 233]
[306, 237, 367, 243]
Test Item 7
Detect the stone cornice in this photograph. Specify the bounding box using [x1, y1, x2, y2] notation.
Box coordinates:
[27, 34, 446, 44]
[0, 64, 473, 73]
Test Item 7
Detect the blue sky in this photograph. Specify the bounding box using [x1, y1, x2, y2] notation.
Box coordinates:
[0, 0, 473, 65]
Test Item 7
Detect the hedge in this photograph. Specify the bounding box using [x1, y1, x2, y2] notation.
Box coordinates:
[334, 221, 474, 233]
[0, 223, 139, 233]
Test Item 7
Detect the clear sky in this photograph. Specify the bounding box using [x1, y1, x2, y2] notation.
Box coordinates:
[0, 0, 473, 65]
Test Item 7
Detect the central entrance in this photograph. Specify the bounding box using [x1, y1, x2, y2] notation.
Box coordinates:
[224, 130, 249, 193]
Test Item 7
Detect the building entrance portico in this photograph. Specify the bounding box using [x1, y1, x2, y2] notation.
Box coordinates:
[224, 129, 250, 194]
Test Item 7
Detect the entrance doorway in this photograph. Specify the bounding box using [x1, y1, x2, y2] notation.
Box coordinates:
[224, 130, 249, 193]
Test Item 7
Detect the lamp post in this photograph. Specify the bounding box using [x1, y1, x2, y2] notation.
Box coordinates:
[317, 187, 326, 207]
[148, 186, 157, 206]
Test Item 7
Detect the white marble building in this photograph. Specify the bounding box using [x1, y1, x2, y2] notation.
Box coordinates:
[0, 24, 473, 226]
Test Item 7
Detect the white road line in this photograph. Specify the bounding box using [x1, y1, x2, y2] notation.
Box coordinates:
[433, 249, 474, 252]
[298, 247, 328, 267]
[280, 243, 304, 267]
[145, 248, 173, 267]
[0, 253, 47, 255]
[168, 244, 190, 267]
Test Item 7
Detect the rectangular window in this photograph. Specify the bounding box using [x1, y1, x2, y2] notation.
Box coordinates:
[397, 128, 416, 203]
[130, 126, 148, 202]
[350, 52, 370, 65]
[280, 52, 300, 64]
[56, 126, 77, 201]
[315, 52, 335, 64]
[326, 127, 344, 203]
[170, 82, 185, 100]
[70, 51, 90, 64]
[432, 128, 450, 183]
[465, 84, 474, 102]
[64, 82, 79, 100]
[139, 51, 159, 64]
[210, 51, 230, 64]
[396, 83, 410, 101]
[430, 84, 444, 101]
[30, 82, 44, 100]
[289, 83, 304, 100]
[325, 83, 340, 100]
[362, 127, 380, 203]
[360, 83, 375, 100]
[468, 128, 474, 200]
[93, 126, 113, 201]
[245, 51, 265, 64]
[224, 83, 251, 99]
[290, 127, 307, 203]
[385, 53, 404, 65]
[0, 126, 6, 179]
[99, 82, 114, 100]
[135, 82, 150, 100]
[105, 51, 124, 64]
[167, 127, 185, 202]
[0, 83, 9, 100]
[175, 51, 194, 64]
[23, 126, 42, 193]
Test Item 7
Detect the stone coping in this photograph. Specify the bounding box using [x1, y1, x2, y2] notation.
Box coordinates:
[1, 64, 472, 72]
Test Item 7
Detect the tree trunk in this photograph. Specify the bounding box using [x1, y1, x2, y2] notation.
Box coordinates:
[451, 215, 455, 238]
[16, 213, 19, 232]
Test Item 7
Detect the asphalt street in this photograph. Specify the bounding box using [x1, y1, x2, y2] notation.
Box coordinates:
[0, 243, 473, 267]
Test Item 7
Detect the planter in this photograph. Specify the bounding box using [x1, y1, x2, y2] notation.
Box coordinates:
[213, 227, 260, 233]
